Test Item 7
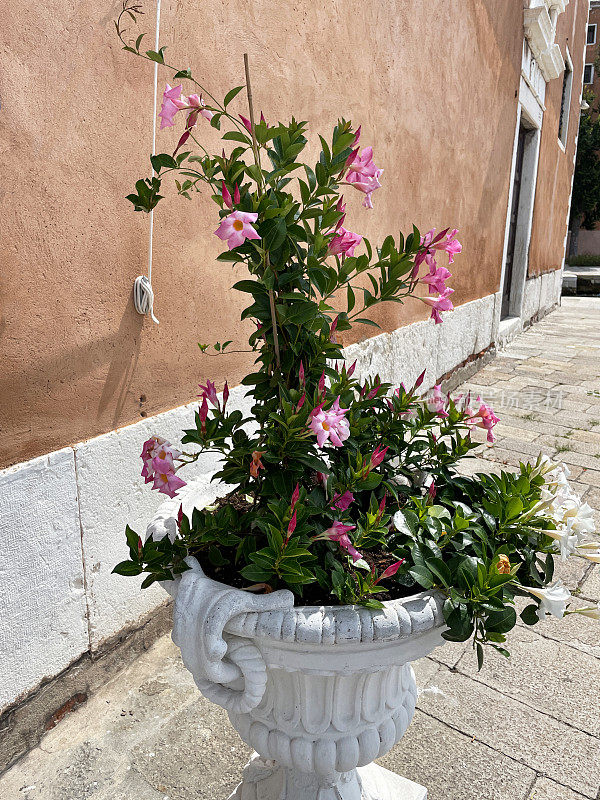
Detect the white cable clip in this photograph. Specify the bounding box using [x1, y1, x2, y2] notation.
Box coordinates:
[133, 275, 159, 324]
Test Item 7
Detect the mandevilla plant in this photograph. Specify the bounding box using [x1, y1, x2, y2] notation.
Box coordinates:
[113, 2, 600, 665]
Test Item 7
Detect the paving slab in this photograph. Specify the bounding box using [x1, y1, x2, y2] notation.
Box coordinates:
[528, 777, 589, 800]
[379, 710, 537, 800]
[454, 625, 600, 737]
[415, 669, 600, 798]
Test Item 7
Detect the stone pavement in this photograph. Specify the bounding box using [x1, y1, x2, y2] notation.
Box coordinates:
[2, 297, 599, 800]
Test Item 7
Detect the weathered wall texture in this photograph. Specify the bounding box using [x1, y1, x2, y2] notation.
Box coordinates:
[0, 0, 529, 469]
[529, 0, 588, 276]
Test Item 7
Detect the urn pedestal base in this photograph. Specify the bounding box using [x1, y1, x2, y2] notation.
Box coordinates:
[228, 753, 427, 800]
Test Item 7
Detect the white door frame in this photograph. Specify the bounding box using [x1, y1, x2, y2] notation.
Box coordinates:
[497, 41, 545, 331]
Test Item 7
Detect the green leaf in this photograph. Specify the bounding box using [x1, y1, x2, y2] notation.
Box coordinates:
[520, 604, 540, 626]
[112, 561, 143, 576]
[355, 318, 381, 328]
[394, 509, 420, 537]
[485, 606, 517, 634]
[360, 472, 382, 491]
[408, 565, 435, 589]
[456, 556, 478, 590]
[222, 131, 252, 144]
[151, 153, 178, 172]
[145, 48, 165, 64]
[347, 285, 356, 312]
[476, 642, 484, 671]
[224, 85, 245, 106]
[426, 557, 452, 587]
[140, 574, 158, 589]
[505, 496, 524, 520]
[260, 217, 287, 251]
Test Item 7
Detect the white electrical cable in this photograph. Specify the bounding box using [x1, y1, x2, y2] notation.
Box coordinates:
[133, 0, 162, 324]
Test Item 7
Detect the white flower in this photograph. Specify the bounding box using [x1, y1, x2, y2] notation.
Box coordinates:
[560, 499, 596, 538]
[523, 580, 571, 620]
[576, 542, 600, 563]
[571, 602, 600, 621]
[546, 525, 579, 561]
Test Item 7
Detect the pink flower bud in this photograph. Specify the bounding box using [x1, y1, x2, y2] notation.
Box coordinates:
[291, 483, 300, 509]
[377, 560, 405, 583]
[368, 444, 389, 472]
[377, 492, 387, 520]
[223, 381, 229, 411]
[221, 181, 233, 209]
[347, 360, 357, 377]
[329, 315, 339, 342]
[233, 183, 241, 205]
[287, 509, 297, 537]
[199, 396, 208, 433]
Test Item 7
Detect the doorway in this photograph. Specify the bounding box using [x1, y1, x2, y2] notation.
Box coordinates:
[500, 114, 540, 320]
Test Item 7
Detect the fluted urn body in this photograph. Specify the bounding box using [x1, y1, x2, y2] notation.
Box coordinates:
[149, 491, 445, 800]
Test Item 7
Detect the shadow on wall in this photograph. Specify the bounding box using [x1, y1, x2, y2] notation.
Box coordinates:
[0, 302, 143, 466]
[97, 304, 143, 426]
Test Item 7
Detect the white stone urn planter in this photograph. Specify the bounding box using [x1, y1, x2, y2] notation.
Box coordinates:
[148, 487, 446, 800]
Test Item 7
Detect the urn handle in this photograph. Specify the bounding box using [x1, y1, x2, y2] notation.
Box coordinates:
[171, 558, 294, 715]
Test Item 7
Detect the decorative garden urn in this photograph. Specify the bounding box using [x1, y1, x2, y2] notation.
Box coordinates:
[149, 487, 446, 800]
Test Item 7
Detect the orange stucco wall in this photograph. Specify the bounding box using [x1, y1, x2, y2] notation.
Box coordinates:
[0, 1, 584, 468]
[529, 0, 589, 276]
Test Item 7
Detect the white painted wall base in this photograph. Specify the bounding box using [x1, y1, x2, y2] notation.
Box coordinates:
[0, 276, 562, 714]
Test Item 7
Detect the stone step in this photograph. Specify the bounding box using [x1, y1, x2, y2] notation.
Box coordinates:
[562, 266, 600, 296]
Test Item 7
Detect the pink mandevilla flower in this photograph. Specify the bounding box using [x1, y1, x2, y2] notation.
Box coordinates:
[466, 397, 499, 443]
[331, 490, 354, 511]
[426, 385, 449, 418]
[320, 521, 361, 563]
[413, 228, 443, 274]
[329, 314, 339, 342]
[420, 287, 455, 324]
[309, 397, 350, 448]
[345, 146, 383, 208]
[140, 436, 182, 485]
[198, 379, 219, 408]
[421, 263, 452, 295]
[221, 181, 233, 209]
[327, 227, 363, 257]
[151, 457, 187, 498]
[316, 471, 329, 488]
[158, 85, 183, 129]
[215, 210, 260, 250]
[432, 228, 462, 264]
[159, 85, 213, 130]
